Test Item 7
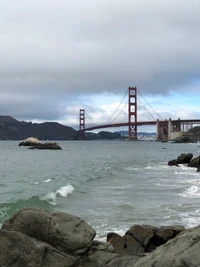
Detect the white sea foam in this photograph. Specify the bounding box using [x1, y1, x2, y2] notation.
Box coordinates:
[43, 179, 52, 183]
[155, 183, 178, 187]
[187, 179, 200, 186]
[174, 164, 198, 175]
[104, 166, 110, 170]
[96, 228, 126, 242]
[94, 222, 128, 241]
[41, 192, 57, 205]
[145, 163, 169, 171]
[126, 167, 139, 171]
[181, 214, 200, 228]
[57, 184, 74, 197]
[174, 171, 198, 176]
[180, 185, 200, 198]
[40, 184, 74, 205]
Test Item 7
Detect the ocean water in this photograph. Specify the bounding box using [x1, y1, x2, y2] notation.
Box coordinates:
[0, 140, 200, 240]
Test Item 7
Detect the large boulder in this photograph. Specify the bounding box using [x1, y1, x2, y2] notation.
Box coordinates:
[134, 225, 200, 267]
[19, 137, 41, 146]
[1, 207, 96, 267]
[0, 229, 76, 267]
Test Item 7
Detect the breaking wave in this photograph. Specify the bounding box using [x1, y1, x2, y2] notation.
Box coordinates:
[40, 184, 74, 205]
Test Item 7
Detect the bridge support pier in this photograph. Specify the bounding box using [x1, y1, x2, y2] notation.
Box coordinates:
[168, 118, 182, 140]
[128, 87, 138, 140]
[79, 109, 86, 140]
[156, 118, 185, 141]
[156, 119, 168, 141]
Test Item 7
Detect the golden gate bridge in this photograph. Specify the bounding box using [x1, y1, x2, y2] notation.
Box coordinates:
[78, 87, 200, 141]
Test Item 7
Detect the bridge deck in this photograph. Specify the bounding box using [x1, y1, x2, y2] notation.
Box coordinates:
[83, 119, 200, 132]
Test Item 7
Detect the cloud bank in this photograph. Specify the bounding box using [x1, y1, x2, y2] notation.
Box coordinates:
[0, 0, 199, 127]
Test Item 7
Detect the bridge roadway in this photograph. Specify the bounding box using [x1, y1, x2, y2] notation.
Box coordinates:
[83, 119, 200, 132]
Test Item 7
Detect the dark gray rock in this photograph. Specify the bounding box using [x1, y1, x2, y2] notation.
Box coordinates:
[134, 226, 200, 267]
[77, 240, 142, 267]
[108, 224, 185, 256]
[188, 155, 200, 169]
[168, 159, 179, 166]
[1, 207, 96, 266]
[125, 224, 157, 251]
[29, 142, 62, 150]
[0, 229, 76, 267]
[176, 153, 193, 164]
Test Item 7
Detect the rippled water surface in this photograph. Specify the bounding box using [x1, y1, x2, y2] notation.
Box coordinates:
[1, 140, 200, 240]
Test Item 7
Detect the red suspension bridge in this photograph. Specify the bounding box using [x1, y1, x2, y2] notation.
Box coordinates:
[78, 87, 200, 141]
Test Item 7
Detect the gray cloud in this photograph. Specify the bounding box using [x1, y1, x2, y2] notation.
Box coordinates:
[0, 0, 199, 123]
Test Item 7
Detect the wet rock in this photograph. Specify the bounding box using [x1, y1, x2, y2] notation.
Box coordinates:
[176, 153, 193, 164]
[188, 155, 200, 169]
[29, 142, 62, 150]
[168, 159, 179, 166]
[168, 153, 193, 167]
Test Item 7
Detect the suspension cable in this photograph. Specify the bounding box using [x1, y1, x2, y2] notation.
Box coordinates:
[101, 89, 128, 125]
[85, 112, 98, 127]
[137, 89, 164, 120]
[105, 101, 128, 124]
[137, 97, 157, 120]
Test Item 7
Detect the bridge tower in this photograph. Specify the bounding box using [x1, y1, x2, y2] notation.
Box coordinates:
[128, 87, 138, 140]
[79, 109, 86, 140]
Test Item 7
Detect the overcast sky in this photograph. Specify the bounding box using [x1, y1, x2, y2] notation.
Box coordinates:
[0, 0, 200, 132]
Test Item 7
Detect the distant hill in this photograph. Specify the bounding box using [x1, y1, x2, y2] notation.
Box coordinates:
[85, 131, 123, 140]
[0, 116, 78, 140]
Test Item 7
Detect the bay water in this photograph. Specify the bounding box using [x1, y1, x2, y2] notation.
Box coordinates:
[0, 140, 200, 240]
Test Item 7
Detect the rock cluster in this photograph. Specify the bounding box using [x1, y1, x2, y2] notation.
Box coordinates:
[107, 224, 184, 256]
[168, 153, 200, 171]
[1, 207, 200, 266]
[19, 137, 62, 150]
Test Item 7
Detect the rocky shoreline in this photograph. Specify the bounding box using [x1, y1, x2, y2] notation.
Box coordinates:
[168, 152, 200, 172]
[0, 207, 200, 266]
